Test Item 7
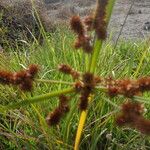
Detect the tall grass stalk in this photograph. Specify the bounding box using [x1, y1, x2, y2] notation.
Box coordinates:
[1, 0, 150, 149]
[74, 0, 116, 149]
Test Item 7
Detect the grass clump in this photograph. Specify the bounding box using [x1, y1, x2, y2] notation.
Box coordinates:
[1, 0, 150, 150]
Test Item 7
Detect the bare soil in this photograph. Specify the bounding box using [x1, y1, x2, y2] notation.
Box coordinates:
[109, 0, 150, 40]
[1, 0, 150, 41]
[45, 0, 150, 41]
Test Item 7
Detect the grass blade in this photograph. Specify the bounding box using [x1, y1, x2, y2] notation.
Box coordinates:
[74, 110, 88, 150]
[4, 87, 75, 110]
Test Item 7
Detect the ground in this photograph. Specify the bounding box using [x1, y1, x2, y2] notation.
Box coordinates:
[1, 0, 150, 41]
[45, 0, 150, 41]
[110, 0, 150, 40]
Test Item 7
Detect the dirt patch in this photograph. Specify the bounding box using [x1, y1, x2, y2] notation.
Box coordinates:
[45, 0, 150, 41]
[0, 0, 54, 49]
[1, 0, 150, 45]
[109, 0, 150, 41]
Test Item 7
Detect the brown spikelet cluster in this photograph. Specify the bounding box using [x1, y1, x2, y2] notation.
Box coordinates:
[116, 101, 144, 126]
[138, 77, 150, 92]
[70, 16, 85, 36]
[58, 64, 102, 111]
[58, 64, 80, 79]
[84, 16, 94, 31]
[74, 35, 92, 53]
[116, 101, 150, 135]
[94, 76, 102, 84]
[74, 81, 84, 92]
[0, 64, 38, 91]
[106, 77, 150, 98]
[135, 117, 150, 135]
[46, 95, 70, 126]
[93, 0, 108, 40]
[70, 16, 93, 53]
[79, 73, 97, 110]
[0, 71, 14, 84]
[58, 64, 72, 74]
[70, 0, 109, 54]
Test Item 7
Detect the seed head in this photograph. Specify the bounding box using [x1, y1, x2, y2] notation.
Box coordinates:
[70, 16, 85, 36]
[58, 64, 72, 74]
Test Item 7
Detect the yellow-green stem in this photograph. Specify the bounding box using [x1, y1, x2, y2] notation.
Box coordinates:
[89, 40, 102, 73]
[5, 87, 75, 110]
[96, 86, 150, 104]
[74, 0, 116, 149]
[74, 110, 88, 150]
[35, 79, 74, 85]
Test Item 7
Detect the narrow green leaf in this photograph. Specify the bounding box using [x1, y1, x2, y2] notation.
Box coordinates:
[5, 87, 75, 110]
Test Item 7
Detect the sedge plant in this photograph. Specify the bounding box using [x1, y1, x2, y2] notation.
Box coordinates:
[1, 0, 150, 149]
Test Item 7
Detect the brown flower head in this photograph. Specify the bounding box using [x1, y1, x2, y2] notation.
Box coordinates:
[0, 64, 38, 91]
[0, 71, 13, 84]
[70, 16, 85, 36]
[58, 64, 72, 74]
[46, 95, 70, 126]
[93, 0, 108, 40]
[116, 101, 144, 126]
[84, 15, 94, 31]
[46, 108, 62, 126]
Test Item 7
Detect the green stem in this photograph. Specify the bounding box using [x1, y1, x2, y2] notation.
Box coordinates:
[89, 0, 116, 74]
[89, 40, 102, 73]
[134, 96, 150, 104]
[74, 35, 103, 150]
[35, 79, 74, 85]
[74, 1, 116, 149]
[106, 0, 116, 23]
[5, 87, 75, 110]
[96, 86, 150, 104]
[95, 86, 107, 92]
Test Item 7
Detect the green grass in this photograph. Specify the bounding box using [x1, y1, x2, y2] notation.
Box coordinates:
[1, 25, 150, 150]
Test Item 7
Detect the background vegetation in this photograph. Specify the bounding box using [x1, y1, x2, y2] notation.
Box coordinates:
[1, 1, 150, 150]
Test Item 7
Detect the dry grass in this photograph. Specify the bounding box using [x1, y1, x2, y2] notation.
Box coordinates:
[0, 0, 55, 49]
